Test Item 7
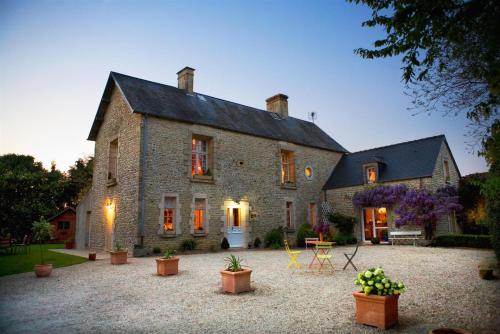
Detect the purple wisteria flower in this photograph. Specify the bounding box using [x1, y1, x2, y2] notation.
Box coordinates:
[352, 184, 408, 208]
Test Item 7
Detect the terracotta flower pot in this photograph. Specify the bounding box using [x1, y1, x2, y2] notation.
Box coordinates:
[156, 257, 179, 276]
[88, 252, 96, 261]
[428, 329, 472, 334]
[353, 291, 399, 329]
[220, 268, 252, 293]
[110, 250, 128, 265]
[34, 264, 53, 277]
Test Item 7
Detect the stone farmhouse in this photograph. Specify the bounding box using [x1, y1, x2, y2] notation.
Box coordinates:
[77, 67, 460, 252]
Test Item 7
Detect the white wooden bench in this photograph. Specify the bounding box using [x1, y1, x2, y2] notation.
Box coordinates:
[389, 231, 422, 246]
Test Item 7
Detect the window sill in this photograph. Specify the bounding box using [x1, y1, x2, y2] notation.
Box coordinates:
[281, 183, 296, 190]
[192, 232, 207, 237]
[107, 178, 117, 187]
[158, 232, 177, 238]
[191, 176, 214, 184]
[285, 228, 296, 233]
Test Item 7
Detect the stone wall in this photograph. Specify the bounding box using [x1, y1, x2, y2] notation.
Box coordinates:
[88, 87, 142, 252]
[325, 140, 461, 243]
[141, 117, 342, 251]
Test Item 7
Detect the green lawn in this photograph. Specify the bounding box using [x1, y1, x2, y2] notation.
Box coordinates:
[0, 243, 87, 276]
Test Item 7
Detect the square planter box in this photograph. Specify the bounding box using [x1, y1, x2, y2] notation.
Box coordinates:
[156, 257, 179, 276]
[110, 250, 128, 265]
[220, 268, 252, 293]
[353, 292, 399, 329]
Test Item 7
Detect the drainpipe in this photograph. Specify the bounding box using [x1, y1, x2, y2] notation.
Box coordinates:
[138, 114, 148, 246]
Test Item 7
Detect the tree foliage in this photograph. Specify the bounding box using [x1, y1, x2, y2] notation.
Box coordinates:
[348, 0, 499, 150]
[0, 154, 93, 240]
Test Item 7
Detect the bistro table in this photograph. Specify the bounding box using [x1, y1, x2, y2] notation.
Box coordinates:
[305, 240, 335, 269]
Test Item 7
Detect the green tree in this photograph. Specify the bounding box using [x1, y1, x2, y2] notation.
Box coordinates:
[348, 0, 499, 150]
[63, 156, 94, 207]
[0, 154, 65, 239]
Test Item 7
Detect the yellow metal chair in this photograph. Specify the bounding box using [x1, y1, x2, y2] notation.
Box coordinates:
[315, 243, 334, 272]
[284, 239, 301, 269]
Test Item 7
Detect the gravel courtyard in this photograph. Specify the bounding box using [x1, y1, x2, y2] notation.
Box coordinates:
[0, 245, 498, 333]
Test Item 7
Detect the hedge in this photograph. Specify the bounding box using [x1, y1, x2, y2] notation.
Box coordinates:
[434, 234, 492, 248]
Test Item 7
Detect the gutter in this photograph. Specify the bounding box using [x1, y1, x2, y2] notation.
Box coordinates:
[138, 114, 148, 246]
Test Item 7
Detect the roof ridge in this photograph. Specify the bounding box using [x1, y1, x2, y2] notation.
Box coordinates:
[110, 71, 316, 125]
[347, 134, 445, 155]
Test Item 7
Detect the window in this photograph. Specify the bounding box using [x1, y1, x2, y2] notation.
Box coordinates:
[58, 221, 70, 230]
[304, 166, 313, 180]
[366, 166, 377, 184]
[286, 201, 294, 229]
[163, 197, 176, 233]
[281, 150, 295, 184]
[108, 139, 118, 181]
[194, 198, 206, 231]
[443, 160, 450, 182]
[309, 203, 317, 226]
[192, 137, 210, 177]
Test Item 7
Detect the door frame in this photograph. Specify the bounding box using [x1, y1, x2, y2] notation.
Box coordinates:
[223, 200, 249, 248]
[361, 207, 389, 242]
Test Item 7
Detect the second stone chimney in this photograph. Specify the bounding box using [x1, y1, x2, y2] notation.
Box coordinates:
[266, 94, 288, 118]
[177, 66, 195, 94]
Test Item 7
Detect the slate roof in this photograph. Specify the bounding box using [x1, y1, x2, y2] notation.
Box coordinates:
[88, 72, 348, 153]
[323, 135, 460, 189]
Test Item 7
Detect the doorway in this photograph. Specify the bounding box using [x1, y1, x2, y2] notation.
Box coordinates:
[362, 207, 389, 242]
[224, 200, 249, 248]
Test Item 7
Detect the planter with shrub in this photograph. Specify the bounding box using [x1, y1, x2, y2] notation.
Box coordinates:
[152, 246, 162, 254]
[253, 237, 262, 248]
[32, 218, 54, 277]
[110, 242, 128, 265]
[371, 237, 380, 245]
[353, 267, 405, 329]
[156, 249, 179, 276]
[220, 254, 252, 293]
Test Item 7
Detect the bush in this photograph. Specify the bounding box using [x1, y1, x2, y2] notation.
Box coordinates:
[221, 237, 230, 250]
[270, 243, 281, 250]
[296, 223, 318, 247]
[434, 234, 492, 248]
[371, 237, 380, 244]
[264, 227, 284, 247]
[355, 268, 406, 296]
[333, 235, 357, 246]
[181, 239, 197, 251]
[152, 246, 161, 254]
[253, 237, 262, 248]
[327, 212, 356, 235]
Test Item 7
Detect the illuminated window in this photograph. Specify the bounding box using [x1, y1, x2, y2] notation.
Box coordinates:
[191, 136, 213, 177]
[309, 203, 317, 226]
[281, 150, 295, 184]
[286, 201, 294, 229]
[305, 166, 313, 180]
[163, 197, 176, 232]
[443, 160, 450, 182]
[366, 167, 377, 184]
[194, 198, 206, 231]
[57, 221, 70, 230]
[108, 138, 118, 181]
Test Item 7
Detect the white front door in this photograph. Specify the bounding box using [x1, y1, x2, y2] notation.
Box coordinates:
[226, 207, 244, 248]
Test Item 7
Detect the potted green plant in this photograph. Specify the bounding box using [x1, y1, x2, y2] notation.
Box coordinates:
[65, 237, 75, 249]
[156, 249, 179, 276]
[353, 267, 406, 329]
[220, 254, 252, 293]
[32, 218, 54, 277]
[110, 242, 128, 265]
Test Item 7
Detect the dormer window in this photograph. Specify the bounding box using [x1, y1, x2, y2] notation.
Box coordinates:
[366, 166, 377, 184]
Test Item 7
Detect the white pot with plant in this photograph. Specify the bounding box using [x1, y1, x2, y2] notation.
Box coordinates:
[32, 218, 54, 277]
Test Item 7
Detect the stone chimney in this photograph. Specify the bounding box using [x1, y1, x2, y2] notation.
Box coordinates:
[266, 94, 288, 118]
[177, 66, 195, 94]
